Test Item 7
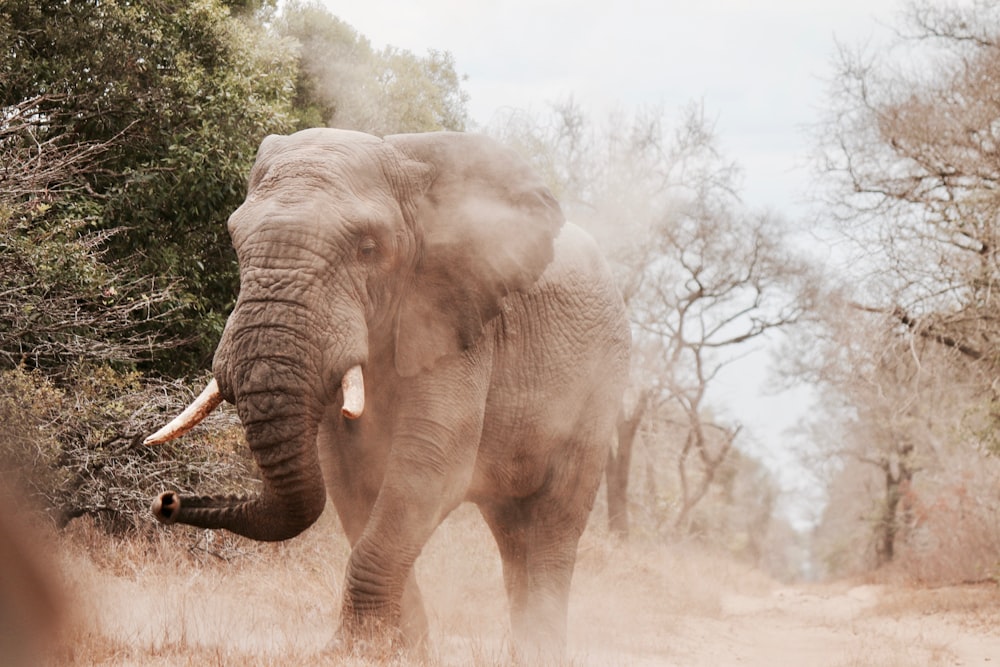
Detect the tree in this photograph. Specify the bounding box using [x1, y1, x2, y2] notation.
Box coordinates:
[796, 294, 1000, 578]
[817, 0, 1000, 380]
[626, 164, 805, 535]
[278, 1, 468, 135]
[491, 101, 809, 541]
[1, 0, 299, 372]
[0, 92, 183, 372]
[606, 387, 651, 538]
[808, 0, 1000, 579]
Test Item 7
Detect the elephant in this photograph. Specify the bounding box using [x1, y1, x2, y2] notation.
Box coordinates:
[145, 128, 631, 659]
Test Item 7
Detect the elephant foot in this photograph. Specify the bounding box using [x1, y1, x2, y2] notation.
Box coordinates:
[325, 635, 431, 664]
[328, 615, 410, 661]
[325, 634, 393, 661]
[400, 597, 430, 655]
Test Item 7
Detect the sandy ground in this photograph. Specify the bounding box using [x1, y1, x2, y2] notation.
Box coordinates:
[47, 509, 1000, 666]
[656, 584, 1000, 667]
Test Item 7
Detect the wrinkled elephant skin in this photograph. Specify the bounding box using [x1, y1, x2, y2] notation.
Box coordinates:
[149, 128, 631, 659]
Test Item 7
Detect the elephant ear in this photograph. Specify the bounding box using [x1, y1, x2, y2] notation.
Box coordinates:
[386, 132, 565, 377]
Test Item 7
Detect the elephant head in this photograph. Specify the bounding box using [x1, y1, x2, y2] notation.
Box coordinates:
[146, 128, 564, 541]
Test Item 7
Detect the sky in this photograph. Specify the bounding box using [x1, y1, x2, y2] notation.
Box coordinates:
[330, 0, 901, 210]
[324, 0, 904, 524]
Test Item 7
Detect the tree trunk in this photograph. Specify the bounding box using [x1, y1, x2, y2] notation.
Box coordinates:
[674, 423, 739, 535]
[605, 391, 650, 540]
[606, 448, 631, 540]
[873, 443, 914, 568]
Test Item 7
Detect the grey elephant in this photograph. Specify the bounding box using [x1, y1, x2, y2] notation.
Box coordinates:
[146, 128, 630, 658]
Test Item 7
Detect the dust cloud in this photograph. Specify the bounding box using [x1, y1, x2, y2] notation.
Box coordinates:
[42, 504, 1000, 665]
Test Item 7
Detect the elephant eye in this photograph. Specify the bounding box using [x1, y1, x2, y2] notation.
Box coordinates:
[357, 236, 379, 261]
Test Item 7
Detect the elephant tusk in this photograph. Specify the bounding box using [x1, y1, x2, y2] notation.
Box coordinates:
[341, 365, 365, 419]
[144, 379, 223, 445]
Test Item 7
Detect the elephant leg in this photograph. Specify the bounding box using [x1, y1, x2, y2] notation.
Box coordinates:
[339, 466, 474, 649]
[398, 571, 429, 650]
[332, 498, 431, 650]
[479, 497, 585, 662]
[318, 417, 430, 649]
[336, 351, 490, 649]
[478, 502, 530, 638]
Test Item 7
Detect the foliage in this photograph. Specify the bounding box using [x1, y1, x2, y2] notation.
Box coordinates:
[0, 99, 185, 372]
[277, 0, 468, 135]
[1, 0, 299, 373]
[0, 1, 287, 533]
[0, 366, 256, 534]
[0, 204, 183, 373]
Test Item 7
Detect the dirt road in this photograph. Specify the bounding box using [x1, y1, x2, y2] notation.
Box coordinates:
[60, 510, 1000, 666]
[661, 583, 1000, 667]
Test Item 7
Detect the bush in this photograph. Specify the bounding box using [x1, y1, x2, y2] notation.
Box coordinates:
[0, 204, 188, 373]
[895, 473, 1000, 584]
[1, 0, 299, 374]
[0, 366, 255, 534]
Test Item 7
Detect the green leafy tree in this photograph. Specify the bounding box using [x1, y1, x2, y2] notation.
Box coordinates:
[1, 78, 183, 373]
[278, 1, 468, 134]
[2, 0, 298, 373]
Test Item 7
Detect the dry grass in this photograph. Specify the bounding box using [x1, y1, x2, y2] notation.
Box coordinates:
[870, 584, 1000, 630]
[827, 634, 955, 667]
[54, 514, 342, 665]
[38, 505, 755, 666]
[16, 505, 1000, 666]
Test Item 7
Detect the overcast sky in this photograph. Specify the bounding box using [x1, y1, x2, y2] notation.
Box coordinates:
[331, 0, 901, 211]
[324, 0, 904, 523]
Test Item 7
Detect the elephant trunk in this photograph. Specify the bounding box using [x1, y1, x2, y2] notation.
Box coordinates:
[152, 380, 328, 541]
[146, 260, 372, 541]
[149, 361, 365, 542]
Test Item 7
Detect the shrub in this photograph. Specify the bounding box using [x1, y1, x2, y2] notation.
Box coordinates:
[0, 366, 255, 534]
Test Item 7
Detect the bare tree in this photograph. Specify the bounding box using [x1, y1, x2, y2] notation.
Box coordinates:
[492, 101, 810, 540]
[633, 205, 805, 536]
[817, 0, 1000, 376]
[806, 1, 1000, 578]
[606, 387, 651, 539]
[791, 280, 1000, 578]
